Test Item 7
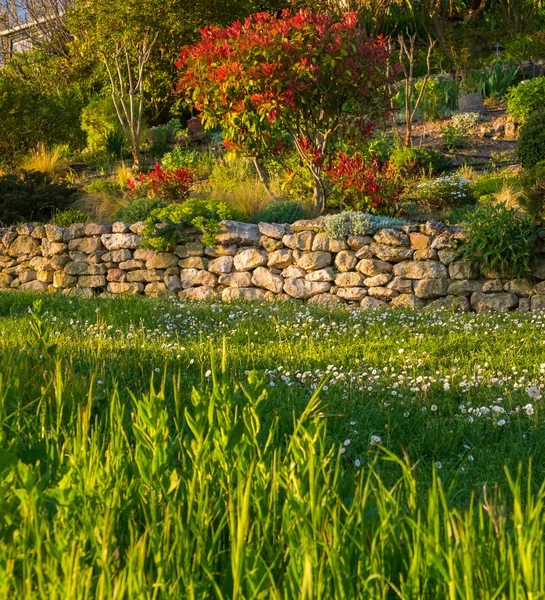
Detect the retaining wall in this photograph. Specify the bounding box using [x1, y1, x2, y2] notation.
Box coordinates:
[1, 218, 545, 312]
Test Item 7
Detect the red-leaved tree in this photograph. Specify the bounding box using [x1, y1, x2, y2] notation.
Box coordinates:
[176, 10, 392, 213]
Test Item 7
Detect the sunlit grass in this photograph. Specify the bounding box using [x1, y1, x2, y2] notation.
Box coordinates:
[2, 292, 545, 596]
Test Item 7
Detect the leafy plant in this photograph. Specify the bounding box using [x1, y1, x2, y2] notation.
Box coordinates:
[519, 161, 545, 224]
[254, 200, 310, 224]
[460, 203, 537, 279]
[451, 112, 481, 131]
[441, 124, 467, 152]
[507, 77, 545, 123]
[177, 10, 391, 213]
[410, 175, 473, 211]
[104, 130, 125, 159]
[81, 96, 121, 152]
[0, 171, 79, 226]
[116, 198, 167, 223]
[326, 153, 405, 215]
[146, 119, 182, 154]
[389, 146, 445, 177]
[127, 163, 195, 202]
[517, 109, 545, 168]
[142, 198, 247, 248]
[51, 209, 91, 227]
[322, 210, 407, 238]
[477, 62, 520, 99]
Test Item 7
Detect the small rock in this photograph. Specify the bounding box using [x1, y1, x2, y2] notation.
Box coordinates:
[356, 258, 393, 276]
[335, 272, 366, 287]
[360, 297, 388, 310]
[283, 278, 331, 299]
[234, 248, 268, 271]
[251, 267, 284, 293]
[218, 272, 253, 288]
[471, 292, 518, 312]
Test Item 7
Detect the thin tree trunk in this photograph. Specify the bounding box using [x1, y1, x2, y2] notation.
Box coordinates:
[252, 158, 277, 201]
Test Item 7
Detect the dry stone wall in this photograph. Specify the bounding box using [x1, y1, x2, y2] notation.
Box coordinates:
[2, 218, 545, 313]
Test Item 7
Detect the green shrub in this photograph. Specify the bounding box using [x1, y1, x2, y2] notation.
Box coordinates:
[81, 97, 121, 152]
[471, 170, 517, 199]
[519, 161, 545, 224]
[146, 119, 182, 154]
[0, 171, 79, 226]
[389, 147, 445, 177]
[142, 199, 248, 249]
[161, 146, 199, 171]
[507, 77, 545, 124]
[0, 72, 86, 168]
[116, 198, 167, 223]
[85, 179, 123, 196]
[254, 201, 310, 224]
[441, 124, 467, 152]
[476, 62, 520, 99]
[51, 209, 91, 227]
[517, 110, 545, 169]
[459, 203, 537, 279]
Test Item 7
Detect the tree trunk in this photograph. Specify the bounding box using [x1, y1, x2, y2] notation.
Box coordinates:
[252, 158, 276, 201]
[312, 180, 326, 215]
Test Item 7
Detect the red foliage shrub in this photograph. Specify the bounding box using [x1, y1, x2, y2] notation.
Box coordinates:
[326, 153, 405, 215]
[127, 163, 195, 203]
[176, 10, 392, 212]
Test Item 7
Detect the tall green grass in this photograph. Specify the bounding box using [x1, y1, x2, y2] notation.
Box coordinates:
[1, 301, 545, 597]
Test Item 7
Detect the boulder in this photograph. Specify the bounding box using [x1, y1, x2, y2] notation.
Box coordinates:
[282, 231, 314, 251]
[65, 262, 106, 276]
[335, 250, 358, 272]
[305, 267, 336, 282]
[234, 248, 268, 271]
[107, 282, 144, 295]
[283, 278, 331, 299]
[146, 253, 180, 269]
[387, 277, 413, 294]
[7, 236, 39, 257]
[218, 272, 253, 288]
[414, 278, 449, 299]
[470, 292, 518, 312]
[409, 233, 432, 250]
[368, 287, 398, 301]
[144, 282, 168, 297]
[268, 249, 293, 269]
[363, 273, 392, 287]
[208, 256, 234, 274]
[296, 251, 332, 271]
[251, 267, 284, 293]
[356, 258, 393, 276]
[312, 232, 348, 252]
[449, 260, 479, 280]
[335, 272, 366, 287]
[447, 280, 483, 295]
[258, 222, 286, 239]
[336, 287, 368, 301]
[78, 275, 106, 288]
[370, 243, 412, 262]
[101, 233, 141, 251]
[374, 228, 409, 246]
[179, 269, 217, 288]
[216, 220, 260, 245]
[179, 257, 209, 270]
[393, 260, 447, 279]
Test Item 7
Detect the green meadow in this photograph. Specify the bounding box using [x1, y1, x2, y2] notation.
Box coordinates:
[2, 292, 545, 598]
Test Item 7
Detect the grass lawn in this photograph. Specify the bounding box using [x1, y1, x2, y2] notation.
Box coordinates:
[1, 291, 545, 597]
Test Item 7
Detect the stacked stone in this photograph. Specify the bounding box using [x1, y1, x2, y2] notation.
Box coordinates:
[1, 218, 545, 312]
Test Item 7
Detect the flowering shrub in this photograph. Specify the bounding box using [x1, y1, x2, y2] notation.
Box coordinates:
[142, 198, 247, 249]
[410, 175, 473, 211]
[127, 163, 195, 203]
[326, 152, 404, 215]
[176, 10, 392, 213]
